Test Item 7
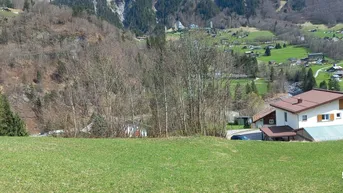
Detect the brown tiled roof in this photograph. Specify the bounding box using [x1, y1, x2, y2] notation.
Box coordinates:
[261, 126, 297, 137]
[270, 89, 343, 113]
[252, 108, 275, 123]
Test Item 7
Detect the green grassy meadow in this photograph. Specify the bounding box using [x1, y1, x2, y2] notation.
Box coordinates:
[302, 23, 343, 39]
[230, 78, 268, 95]
[0, 137, 342, 192]
[258, 46, 309, 63]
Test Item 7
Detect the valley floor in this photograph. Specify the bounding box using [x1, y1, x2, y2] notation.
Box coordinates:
[0, 137, 342, 192]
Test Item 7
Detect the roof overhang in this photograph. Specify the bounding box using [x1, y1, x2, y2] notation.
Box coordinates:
[252, 109, 275, 123]
[261, 126, 297, 138]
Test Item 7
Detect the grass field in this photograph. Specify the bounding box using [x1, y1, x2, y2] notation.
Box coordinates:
[258, 46, 309, 63]
[0, 10, 17, 17]
[166, 28, 275, 44]
[0, 137, 342, 192]
[302, 23, 343, 39]
[230, 78, 268, 95]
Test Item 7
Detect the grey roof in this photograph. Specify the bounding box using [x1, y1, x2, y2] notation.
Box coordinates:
[334, 71, 343, 75]
[308, 53, 324, 56]
[304, 125, 343, 141]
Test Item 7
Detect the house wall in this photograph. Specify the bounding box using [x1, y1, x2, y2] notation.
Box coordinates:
[263, 112, 276, 125]
[298, 100, 343, 128]
[276, 109, 299, 129]
[255, 119, 264, 128]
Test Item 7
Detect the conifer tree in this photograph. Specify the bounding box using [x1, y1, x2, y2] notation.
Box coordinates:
[304, 68, 316, 91]
[270, 66, 274, 82]
[23, 0, 30, 11]
[328, 79, 340, 91]
[265, 47, 271, 56]
[234, 83, 243, 110]
[251, 80, 258, 94]
[319, 80, 328, 89]
[245, 83, 251, 94]
[0, 95, 27, 136]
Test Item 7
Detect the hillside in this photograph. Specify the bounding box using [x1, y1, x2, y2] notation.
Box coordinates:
[0, 3, 142, 134]
[1, 3, 250, 136]
[50, 0, 343, 35]
[0, 137, 342, 192]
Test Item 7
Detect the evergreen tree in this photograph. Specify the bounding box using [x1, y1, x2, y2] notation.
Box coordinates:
[124, 0, 156, 35]
[90, 113, 108, 137]
[328, 79, 341, 91]
[196, 0, 220, 20]
[245, 83, 251, 94]
[156, 0, 182, 26]
[236, 55, 258, 78]
[234, 83, 243, 110]
[319, 80, 328, 89]
[283, 43, 287, 48]
[23, 0, 30, 11]
[270, 66, 274, 82]
[0, 27, 8, 44]
[304, 68, 316, 91]
[216, 0, 245, 15]
[290, 0, 306, 11]
[275, 43, 282, 49]
[265, 47, 271, 56]
[0, 95, 27, 136]
[267, 81, 272, 94]
[36, 70, 42, 83]
[251, 80, 258, 94]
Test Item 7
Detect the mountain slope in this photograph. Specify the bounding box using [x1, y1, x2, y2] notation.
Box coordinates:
[53, 0, 262, 34]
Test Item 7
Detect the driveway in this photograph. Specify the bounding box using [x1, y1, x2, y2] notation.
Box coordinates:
[314, 67, 327, 78]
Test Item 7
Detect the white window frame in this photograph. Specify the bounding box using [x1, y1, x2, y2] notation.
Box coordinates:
[322, 114, 330, 121]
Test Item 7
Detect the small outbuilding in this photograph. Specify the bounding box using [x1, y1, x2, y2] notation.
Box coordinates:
[308, 53, 324, 61]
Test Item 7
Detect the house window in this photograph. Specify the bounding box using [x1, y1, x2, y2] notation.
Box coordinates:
[269, 119, 275, 125]
[322, 114, 330, 121]
[302, 115, 307, 121]
[284, 112, 288, 122]
[337, 113, 341, 119]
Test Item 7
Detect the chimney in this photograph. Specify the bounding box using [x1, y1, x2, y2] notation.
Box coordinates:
[297, 98, 303, 104]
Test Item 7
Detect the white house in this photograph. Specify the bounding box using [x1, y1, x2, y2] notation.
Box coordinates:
[261, 89, 343, 141]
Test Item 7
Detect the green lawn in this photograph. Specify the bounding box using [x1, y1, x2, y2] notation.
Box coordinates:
[302, 23, 343, 39]
[258, 46, 309, 63]
[230, 78, 268, 95]
[0, 137, 342, 192]
[226, 124, 245, 130]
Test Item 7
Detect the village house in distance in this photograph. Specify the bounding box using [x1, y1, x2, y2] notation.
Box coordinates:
[256, 89, 343, 141]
